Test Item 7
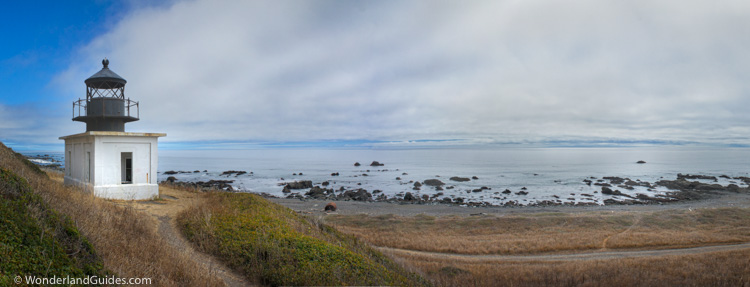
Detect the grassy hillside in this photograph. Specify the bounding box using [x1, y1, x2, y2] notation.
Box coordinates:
[178, 192, 430, 286]
[0, 143, 222, 286]
[0, 167, 107, 285]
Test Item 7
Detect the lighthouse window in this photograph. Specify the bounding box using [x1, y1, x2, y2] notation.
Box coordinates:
[121, 152, 133, 184]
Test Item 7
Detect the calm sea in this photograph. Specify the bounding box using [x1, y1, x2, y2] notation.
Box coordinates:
[25, 147, 750, 205]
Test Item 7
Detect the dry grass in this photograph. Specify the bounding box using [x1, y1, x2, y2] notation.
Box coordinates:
[0, 143, 223, 286]
[326, 209, 750, 255]
[387, 248, 750, 287]
[326, 206, 750, 286]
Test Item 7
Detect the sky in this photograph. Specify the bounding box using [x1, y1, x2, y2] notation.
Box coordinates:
[2, 0, 750, 151]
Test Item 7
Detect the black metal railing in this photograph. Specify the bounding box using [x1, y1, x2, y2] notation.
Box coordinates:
[72, 98, 139, 119]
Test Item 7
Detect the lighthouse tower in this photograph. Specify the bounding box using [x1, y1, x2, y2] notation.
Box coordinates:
[60, 59, 165, 200]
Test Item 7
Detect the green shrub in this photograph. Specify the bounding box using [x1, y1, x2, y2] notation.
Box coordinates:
[179, 192, 429, 286]
[0, 168, 107, 285]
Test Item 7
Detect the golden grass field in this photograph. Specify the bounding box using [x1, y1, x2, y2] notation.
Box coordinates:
[326, 208, 750, 286]
[327, 209, 750, 254]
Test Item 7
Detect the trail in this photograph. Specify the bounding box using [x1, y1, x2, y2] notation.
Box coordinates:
[601, 214, 641, 250]
[377, 242, 750, 262]
[118, 186, 252, 287]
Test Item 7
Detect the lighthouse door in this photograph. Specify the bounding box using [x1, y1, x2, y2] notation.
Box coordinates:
[121, 152, 133, 184]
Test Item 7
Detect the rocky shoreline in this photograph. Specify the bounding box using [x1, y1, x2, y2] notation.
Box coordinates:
[160, 167, 750, 207]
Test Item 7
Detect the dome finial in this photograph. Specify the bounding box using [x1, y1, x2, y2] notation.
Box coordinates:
[102, 58, 109, 68]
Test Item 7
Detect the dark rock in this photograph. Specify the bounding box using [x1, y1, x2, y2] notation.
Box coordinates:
[472, 176, 479, 180]
[583, 179, 592, 186]
[305, 186, 331, 199]
[728, 184, 741, 193]
[637, 160, 646, 164]
[322, 181, 330, 186]
[324, 202, 337, 211]
[450, 176, 471, 182]
[396, 177, 402, 180]
[354, 162, 361, 166]
[678, 173, 718, 182]
[331, 172, 340, 176]
[166, 176, 177, 183]
[423, 179, 445, 187]
[414, 181, 422, 188]
[193, 170, 200, 173]
[502, 189, 511, 194]
[284, 180, 313, 189]
[370, 161, 385, 166]
[338, 189, 372, 201]
[516, 191, 528, 195]
[404, 192, 417, 201]
[222, 170, 247, 176]
[601, 187, 634, 198]
[603, 176, 625, 184]
[189, 179, 235, 191]
[164, 170, 178, 175]
[603, 199, 619, 205]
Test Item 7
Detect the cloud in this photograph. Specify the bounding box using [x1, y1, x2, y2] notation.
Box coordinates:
[43, 0, 750, 147]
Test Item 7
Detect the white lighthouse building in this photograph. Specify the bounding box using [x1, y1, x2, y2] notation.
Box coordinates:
[60, 59, 165, 200]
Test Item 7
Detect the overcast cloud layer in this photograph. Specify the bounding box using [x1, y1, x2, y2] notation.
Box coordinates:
[21, 0, 750, 147]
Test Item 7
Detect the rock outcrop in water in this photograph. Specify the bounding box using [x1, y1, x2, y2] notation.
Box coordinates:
[449, 176, 471, 182]
[423, 179, 445, 187]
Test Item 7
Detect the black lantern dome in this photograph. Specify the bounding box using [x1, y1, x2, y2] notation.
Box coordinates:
[73, 59, 139, 132]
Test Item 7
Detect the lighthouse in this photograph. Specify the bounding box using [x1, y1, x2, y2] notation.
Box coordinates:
[60, 59, 165, 200]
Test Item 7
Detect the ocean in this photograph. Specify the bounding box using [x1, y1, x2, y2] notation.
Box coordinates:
[24, 147, 750, 206]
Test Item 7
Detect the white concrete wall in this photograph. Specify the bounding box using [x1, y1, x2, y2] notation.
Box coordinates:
[63, 135, 95, 193]
[62, 132, 164, 200]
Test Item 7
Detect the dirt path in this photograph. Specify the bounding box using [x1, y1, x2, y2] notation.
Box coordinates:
[377, 242, 750, 262]
[601, 214, 641, 250]
[116, 186, 251, 287]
